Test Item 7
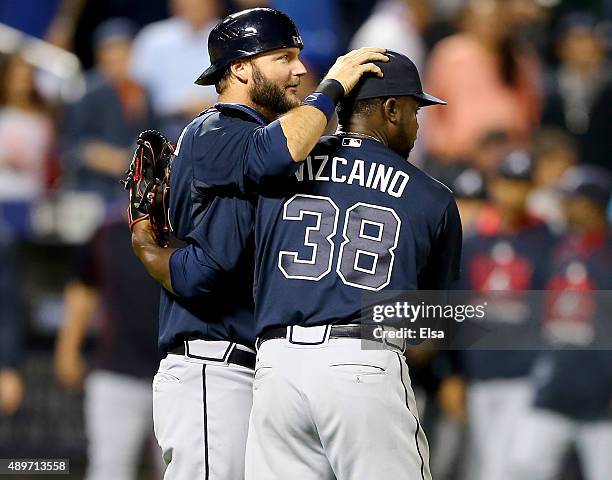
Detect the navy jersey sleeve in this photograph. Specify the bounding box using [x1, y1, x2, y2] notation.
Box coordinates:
[170, 196, 255, 298]
[191, 116, 296, 194]
[418, 197, 463, 289]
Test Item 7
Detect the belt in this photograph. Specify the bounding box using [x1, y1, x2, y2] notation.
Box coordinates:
[256, 325, 364, 349]
[168, 344, 256, 370]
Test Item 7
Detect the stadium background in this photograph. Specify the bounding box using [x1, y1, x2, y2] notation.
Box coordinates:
[0, 0, 611, 478]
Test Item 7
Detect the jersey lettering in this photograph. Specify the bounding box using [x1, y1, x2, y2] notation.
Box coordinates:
[277, 195, 401, 290]
[314, 155, 330, 181]
[347, 159, 365, 186]
[337, 203, 401, 290]
[296, 156, 410, 198]
[278, 195, 339, 281]
[331, 157, 347, 183]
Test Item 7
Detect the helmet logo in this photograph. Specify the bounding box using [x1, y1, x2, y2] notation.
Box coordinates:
[243, 27, 257, 36]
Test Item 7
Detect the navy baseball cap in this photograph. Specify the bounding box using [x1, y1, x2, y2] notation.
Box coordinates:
[348, 50, 446, 106]
[558, 165, 611, 208]
[453, 169, 487, 200]
[497, 150, 534, 180]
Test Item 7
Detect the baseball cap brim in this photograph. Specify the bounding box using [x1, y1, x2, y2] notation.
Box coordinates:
[412, 92, 447, 106]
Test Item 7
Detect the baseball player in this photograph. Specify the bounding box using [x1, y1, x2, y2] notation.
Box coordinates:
[134, 51, 461, 479]
[453, 168, 488, 235]
[0, 221, 23, 416]
[128, 7, 388, 480]
[458, 151, 558, 480]
[54, 212, 162, 480]
[511, 166, 612, 480]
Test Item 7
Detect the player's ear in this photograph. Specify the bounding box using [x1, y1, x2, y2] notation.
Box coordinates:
[231, 59, 250, 85]
[382, 98, 399, 125]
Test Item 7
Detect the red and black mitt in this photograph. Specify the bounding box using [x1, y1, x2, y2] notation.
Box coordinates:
[122, 129, 174, 246]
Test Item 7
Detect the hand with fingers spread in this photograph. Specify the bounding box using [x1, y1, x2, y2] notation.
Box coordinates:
[286, 48, 389, 162]
[324, 47, 389, 96]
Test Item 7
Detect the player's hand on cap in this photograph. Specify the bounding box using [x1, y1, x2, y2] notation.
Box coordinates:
[324, 47, 388, 96]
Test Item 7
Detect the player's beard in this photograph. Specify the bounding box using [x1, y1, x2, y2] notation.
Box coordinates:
[249, 64, 301, 115]
[396, 136, 415, 159]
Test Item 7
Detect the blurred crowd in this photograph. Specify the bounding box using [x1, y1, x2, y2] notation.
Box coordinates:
[0, 0, 611, 479]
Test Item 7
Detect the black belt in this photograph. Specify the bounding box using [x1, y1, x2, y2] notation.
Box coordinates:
[256, 325, 364, 349]
[168, 344, 256, 370]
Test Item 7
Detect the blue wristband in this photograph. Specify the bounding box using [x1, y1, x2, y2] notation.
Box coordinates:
[302, 92, 336, 121]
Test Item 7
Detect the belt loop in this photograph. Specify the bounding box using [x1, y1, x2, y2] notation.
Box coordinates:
[288, 325, 331, 345]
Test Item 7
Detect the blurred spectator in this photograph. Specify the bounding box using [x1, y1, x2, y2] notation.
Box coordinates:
[130, 0, 220, 140]
[0, 53, 55, 203]
[273, 0, 342, 77]
[557, 165, 611, 237]
[501, 0, 550, 29]
[430, 0, 465, 23]
[232, 0, 268, 7]
[425, 128, 512, 186]
[61, 18, 156, 203]
[54, 212, 161, 480]
[503, 0, 552, 56]
[68, 0, 170, 69]
[453, 168, 488, 234]
[528, 128, 578, 232]
[543, 13, 612, 172]
[424, 0, 541, 163]
[0, 221, 23, 416]
[458, 150, 557, 480]
[512, 165, 612, 480]
[470, 130, 513, 179]
[350, 0, 431, 72]
[44, 0, 87, 50]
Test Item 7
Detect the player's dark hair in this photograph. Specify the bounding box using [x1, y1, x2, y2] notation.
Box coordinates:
[214, 67, 233, 94]
[337, 97, 385, 131]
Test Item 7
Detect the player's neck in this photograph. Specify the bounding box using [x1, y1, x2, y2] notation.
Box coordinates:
[343, 120, 388, 148]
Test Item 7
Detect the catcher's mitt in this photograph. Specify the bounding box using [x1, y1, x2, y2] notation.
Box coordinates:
[122, 129, 174, 246]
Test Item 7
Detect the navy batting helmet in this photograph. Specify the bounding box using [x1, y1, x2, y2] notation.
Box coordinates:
[195, 8, 304, 86]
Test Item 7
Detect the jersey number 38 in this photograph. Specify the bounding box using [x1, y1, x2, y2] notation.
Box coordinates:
[278, 194, 401, 291]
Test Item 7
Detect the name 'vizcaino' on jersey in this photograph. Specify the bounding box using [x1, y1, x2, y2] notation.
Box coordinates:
[171, 51, 463, 336]
[168, 49, 461, 480]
